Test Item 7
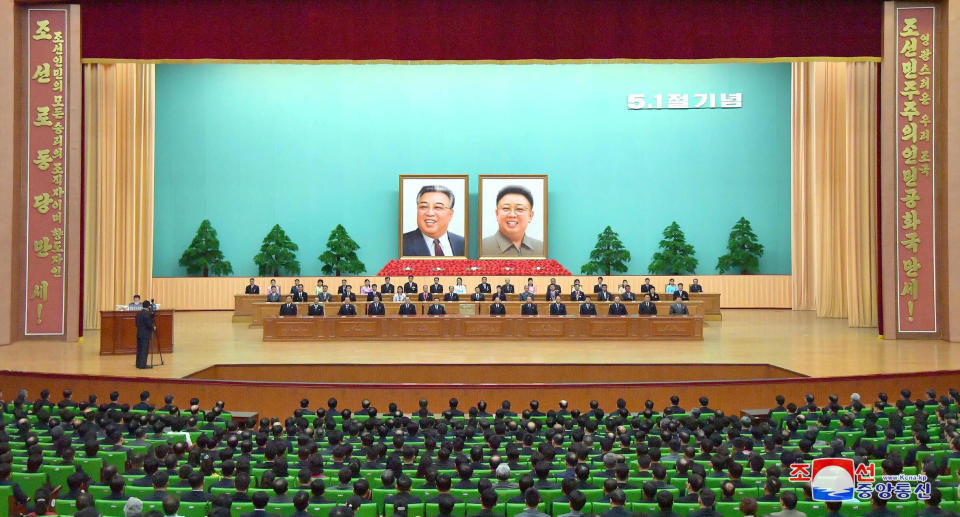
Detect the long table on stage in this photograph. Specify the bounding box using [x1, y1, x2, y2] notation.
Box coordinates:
[99, 310, 175, 355]
[262, 314, 703, 341]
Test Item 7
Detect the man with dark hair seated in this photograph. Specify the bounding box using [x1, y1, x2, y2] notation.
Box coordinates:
[601, 489, 630, 517]
[242, 490, 280, 517]
[689, 488, 720, 517]
[145, 471, 170, 501]
[74, 493, 99, 517]
[181, 471, 210, 502]
[518, 488, 550, 517]
[291, 491, 311, 517]
[385, 475, 421, 508]
[468, 489, 499, 517]
[233, 472, 252, 502]
[0, 462, 28, 505]
[770, 491, 803, 517]
[162, 494, 182, 517]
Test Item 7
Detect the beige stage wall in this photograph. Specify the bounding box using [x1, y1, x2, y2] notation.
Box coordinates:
[144, 274, 791, 314]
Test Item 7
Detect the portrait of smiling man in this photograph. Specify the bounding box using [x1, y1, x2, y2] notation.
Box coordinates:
[401, 184, 466, 256]
[481, 183, 544, 256]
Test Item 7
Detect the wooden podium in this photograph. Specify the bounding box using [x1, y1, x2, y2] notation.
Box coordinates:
[99, 310, 175, 355]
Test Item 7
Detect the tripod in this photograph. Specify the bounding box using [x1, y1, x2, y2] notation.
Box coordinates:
[149, 324, 165, 367]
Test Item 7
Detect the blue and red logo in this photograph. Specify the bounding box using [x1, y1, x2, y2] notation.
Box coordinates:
[790, 458, 871, 501]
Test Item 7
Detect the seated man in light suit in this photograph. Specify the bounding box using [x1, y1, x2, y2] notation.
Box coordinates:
[549, 299, 567, 316]
[402, 185, 466, 256]
[518, 291, 535, 302]
[579, 296, 597, 315]
[427, 301, 446, 315]
[338, 300, 357, 316]
[673, 283, 690, 301]
[129, 294, 143, 310]
[367, 294, 386, 315]
[266, 286, 282, 302]
[489, 296, 506, 315]
[608, 296, 627, 315]
[669, 299, 689, 315]
[443, 286, 459, 302]
[279, 296, 298, 316]
[308, 297, 325, 316]
[521, 301, 538, 315]
[398, 296, 418, 315]
[638, 294, 657, 315]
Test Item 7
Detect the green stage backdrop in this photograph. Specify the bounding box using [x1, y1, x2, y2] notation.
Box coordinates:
[154, 63, 790, 276]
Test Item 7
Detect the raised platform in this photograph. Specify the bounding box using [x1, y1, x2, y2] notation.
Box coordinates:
[262, 314, 704, 341]
[377, 259, 570, 276]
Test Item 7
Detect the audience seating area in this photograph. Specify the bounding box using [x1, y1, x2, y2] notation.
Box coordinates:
[2, 388, 960, 517]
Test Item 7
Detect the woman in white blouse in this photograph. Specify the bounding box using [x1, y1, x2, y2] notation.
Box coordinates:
[453, 277, 468, 295]
[392, 287, 407, 302]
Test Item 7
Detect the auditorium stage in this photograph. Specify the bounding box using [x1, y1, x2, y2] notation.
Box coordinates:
[0, 310, 958, 418]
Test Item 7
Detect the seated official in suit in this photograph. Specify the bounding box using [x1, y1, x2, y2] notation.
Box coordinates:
[548, 278, 562, 294]
[608, 296, 627, 315]
[471, 287, 485, 301]
[290, 279, 301, 294]
[340, 286, 357, 302]
[418, 291, 434, 302]
[570, 286, 585, 301]
[279, 296, 298, 315]
[673, 283, 690, 301]
[337, 279, 349, 295]
[244, 278, 260, 294]
[646, 287, 661, 301]
[638, 295, 657, 315]
[401, 185, 466, 256]
[545, 287, 559, 301]
[266, 287, 282, 303]
[292, 284, 309, 302]
[521, 301, 538, 315]
[549, 300, 567, 315]
[689, 278, 703, 293]
[621, 286, 636, 302]
[640, 278, 653, 293]
[593, 276, 604, 293]
[367, 296, 385, 316]
[398, 297, 418, 315]
[444, 287, 459, 302]
[429, 277, 444, 294]
[490, 296, 506, 315]
[579, 296, 597, 315]
[477, 277, 492, 293]
[519, 291, 535, 302]
[502, 278, 515, 293]
[404, 275, 418, 293]
[317, 285, 333, 302]
[381, 277, 395, 294]
[597, 284, 612, 302]
[308, 297, 325, 316]
[338, 301, 357, 316]
[669, 299, 689, 315]
[427, 301, 446, 315]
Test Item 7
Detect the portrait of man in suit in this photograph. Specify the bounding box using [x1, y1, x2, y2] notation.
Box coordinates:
[481, 182, 545, 257]
[401, 180, 467, 257]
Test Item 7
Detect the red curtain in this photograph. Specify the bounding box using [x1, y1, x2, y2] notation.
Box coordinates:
[81, 0, 882, 61]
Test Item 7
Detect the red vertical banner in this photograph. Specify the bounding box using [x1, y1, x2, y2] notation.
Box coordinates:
[25, 9, 67, 335]
[895, 7, 936, 333]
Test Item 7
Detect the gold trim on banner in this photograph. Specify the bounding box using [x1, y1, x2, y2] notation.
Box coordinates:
[80, 56, 883, 65]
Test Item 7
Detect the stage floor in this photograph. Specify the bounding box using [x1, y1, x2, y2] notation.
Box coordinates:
[0, 310, 956, 381]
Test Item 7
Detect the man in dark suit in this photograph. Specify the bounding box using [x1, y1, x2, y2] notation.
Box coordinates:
[289, 279, 301, 294]
[548, 278, 562, 294]
[401, 185, 466, 256]
[340, 286, 357, 302]
[471, 288, 485, 301]
[647, 287, 661, 301]
[398, 297, 418, 315]
[689, 278, 703, 293]
[180, 472, 210, 502]
[621, 286, 636, 302]
[292, 284, 308, 302]
[381, 277, 395, 294]
[338, 301, 357, 316]
[597, 284, 612, 302]
[418, 291, 433, 302]
[243, 491, 281, 517]
[133, 391, 153, 411]
[478, 277, 491, 293]
[430, 277, 444, 294]
[673, 283, 690, 301]
[444, 287, 459, 301]
[593, 277, 604, 293]
[640, 278, 653, 293]
[601, 489, 631, 517]
[580, 297, 597, 315]
[337, 280, 348, 295]
[669, 300, 689, 315]
[549, 299, 567, 315]
[368, 296, 385, 315]
[279, 296, 298, 315]
[638, 294, 657, 315]
[404, 276, 418, 293]
[427, 302, 446, 315]
[521, 301, 538, 315]
[135, 301, 155, 369]
[608, 297, 627, 315]
[490, 296, 506, 315]
[308, 297, 325, 315]
[245, 278, 260, 294]
[502, 278, 515, 293]
[570, 287, 585, 301]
